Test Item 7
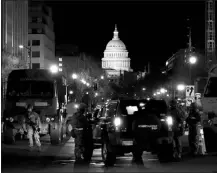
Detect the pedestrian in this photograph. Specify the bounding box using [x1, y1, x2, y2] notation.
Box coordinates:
[70, 103, 89, 163]
[23, 104, 41, 152]
[186, 103, 201, 156]
[169, 99, 185, 161]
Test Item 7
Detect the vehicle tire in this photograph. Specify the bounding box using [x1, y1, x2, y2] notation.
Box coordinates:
[157, 143, 175, 163]
[3, 127, 16, 144]
[50, 122, 63, 145]
[101, 139, 116, 166]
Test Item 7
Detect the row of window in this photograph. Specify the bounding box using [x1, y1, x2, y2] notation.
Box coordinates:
[28, 28, 44, 34]
[32, 51, 40, 57]
[28, 40, 40, 46]
[32, 63, 40, 69]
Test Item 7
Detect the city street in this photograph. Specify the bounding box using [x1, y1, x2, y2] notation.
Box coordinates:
[2, 135, 217, 173]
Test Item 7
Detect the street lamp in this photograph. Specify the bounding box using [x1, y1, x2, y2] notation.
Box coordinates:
[19, 45, 32, 69]
[72, 73, 78, 79]
[177, 84, 185, 91]
[69, 90, 73, 94]
[189, 56, 197, 64]
[160, 88, 167, 94]
[81, 79, 86, 84]
[188, 55, 197, 84]
[49, 65, 58, 73]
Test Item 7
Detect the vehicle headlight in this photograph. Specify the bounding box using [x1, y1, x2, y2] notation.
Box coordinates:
[9, 117, 14, 122]
[166, 116, 173, 126]
[46, 117, 50, 122]
[114, 117, 121, 127]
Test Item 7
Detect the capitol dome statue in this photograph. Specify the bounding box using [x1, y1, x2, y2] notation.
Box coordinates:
[102, 25, 132, 78]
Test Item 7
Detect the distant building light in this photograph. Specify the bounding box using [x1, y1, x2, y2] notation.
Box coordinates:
[59, 58, 62, 62]
[59, 68, 62, 72]
[59, 63, 62, 67]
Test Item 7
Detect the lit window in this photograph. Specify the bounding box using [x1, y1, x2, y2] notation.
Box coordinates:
[59, 63, 62, 67]
[59, 68, 62, 72]
[59, 58, 62, 61]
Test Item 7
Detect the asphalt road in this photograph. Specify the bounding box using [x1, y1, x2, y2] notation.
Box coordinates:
[2, 135, 217, 173]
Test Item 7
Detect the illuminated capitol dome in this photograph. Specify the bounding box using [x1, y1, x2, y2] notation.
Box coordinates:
[102, 25, 132, 78]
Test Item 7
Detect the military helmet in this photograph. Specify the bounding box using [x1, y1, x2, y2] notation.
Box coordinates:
[169, 99, 177, 107]
[27, 104, 33, 110]
[190, 102, 196, 109]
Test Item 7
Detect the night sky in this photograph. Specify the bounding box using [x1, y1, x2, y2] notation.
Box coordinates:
[46, 1, 206, 71]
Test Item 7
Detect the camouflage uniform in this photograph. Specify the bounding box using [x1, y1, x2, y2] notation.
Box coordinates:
[169, 100, 185, 159]
[70, 103, 88, 161]
[186, 103, 201, 155]
[23, 104, 41, 151]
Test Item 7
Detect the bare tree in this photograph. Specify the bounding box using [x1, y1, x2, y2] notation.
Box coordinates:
[1, 47, 27, 111]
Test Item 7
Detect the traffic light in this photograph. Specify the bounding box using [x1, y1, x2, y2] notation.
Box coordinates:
[94, 83, 97, 90]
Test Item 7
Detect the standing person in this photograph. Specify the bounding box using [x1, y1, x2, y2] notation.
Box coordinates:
[186, 103, 201, 156]
[70, 103, 89, 163]
[169, 100, 185, 161]
[23, 104, 41, 152]
[83, 112, 94, 163]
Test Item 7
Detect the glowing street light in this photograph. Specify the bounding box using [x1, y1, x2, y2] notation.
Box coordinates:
[142, 88, 146, 91]
[19, 45, 24, 49]
[81, 79, 86, 84]
[189, 56, 197, 64]
[153, 93, 156, 96]
[95, 92, 98, 97]
[72, 73, 78, 79]
[166, 94, 169, 97]
[69, 90, 73, 94]
[50, 65, 58, 73]
[86, 83, 90, 87]
[86, 92, 89, 94]
[177, 84, 185, 91]
[101, 75, 104, 80]
[160, 88, 167, 94]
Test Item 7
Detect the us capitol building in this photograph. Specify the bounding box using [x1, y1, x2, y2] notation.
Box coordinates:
[101, 25, 133, 78]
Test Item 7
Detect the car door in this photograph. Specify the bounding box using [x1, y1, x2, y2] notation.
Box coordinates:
[93, 107, 104, 143]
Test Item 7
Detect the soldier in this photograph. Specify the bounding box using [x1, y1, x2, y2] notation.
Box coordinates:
[169, 100, 185, 161]
[70, 103, 89, 163]
[186, 103, 201, 156]
[23, 104, 41, 151]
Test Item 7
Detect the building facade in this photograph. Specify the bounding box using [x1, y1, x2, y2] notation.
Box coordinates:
[102, 25, 132, 78]
[2, 0, 29, 64]
[28, 3, 55, 69]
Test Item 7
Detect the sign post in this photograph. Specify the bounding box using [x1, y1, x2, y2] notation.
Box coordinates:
[186, 85, 195, 107]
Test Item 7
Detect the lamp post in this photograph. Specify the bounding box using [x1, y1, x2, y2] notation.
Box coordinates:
[19, 45, 32, 69]
[188, 55, 197, 84]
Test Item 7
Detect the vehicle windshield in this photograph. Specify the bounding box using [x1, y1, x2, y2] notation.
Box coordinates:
[204, 77, 217, 97]
[119, 100, 141, 115]
[6, 80, 54, 98]
[145, 99, 168, 114]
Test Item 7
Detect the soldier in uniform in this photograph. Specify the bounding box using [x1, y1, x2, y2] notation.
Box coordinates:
[169, 100, 185, 161]
[186, 103, 201, 156]
[70, 103, 89, 163]
[23, 104, 41, 151]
